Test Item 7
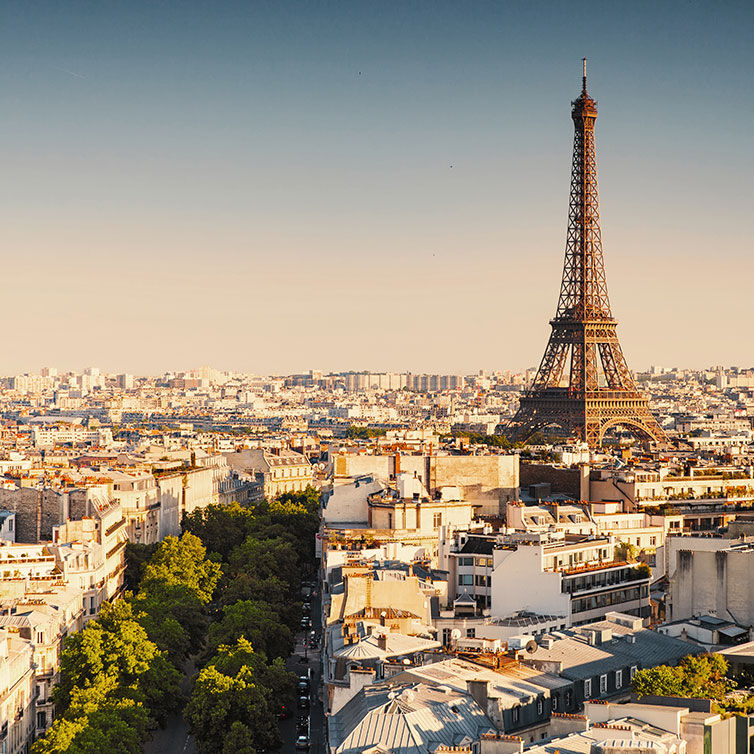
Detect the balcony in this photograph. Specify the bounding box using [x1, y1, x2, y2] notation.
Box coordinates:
[558, 559, 630, 576]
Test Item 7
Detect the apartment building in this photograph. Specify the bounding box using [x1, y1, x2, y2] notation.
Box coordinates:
[440, 529, 650, 624]
[109, 470, 160, 544]
[226, 448, 313, 499]
[367, 473, 477, 537]
[330, 451, 518, 516]
[0, 630, 35, 754]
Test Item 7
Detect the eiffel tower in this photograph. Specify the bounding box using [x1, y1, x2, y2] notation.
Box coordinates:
[508, 61, 667, 448]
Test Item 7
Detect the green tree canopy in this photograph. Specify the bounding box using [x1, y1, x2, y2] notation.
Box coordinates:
[632, 654, 731, 700]
[206, 600, 293, 660]
[140, 532, 221, 604]
[185, 638, 290, 754]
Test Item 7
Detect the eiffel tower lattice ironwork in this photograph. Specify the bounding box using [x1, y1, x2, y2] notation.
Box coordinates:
[508, 61, 667, 448]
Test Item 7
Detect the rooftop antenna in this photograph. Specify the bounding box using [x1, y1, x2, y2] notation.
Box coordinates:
[582, 57, 587, 93]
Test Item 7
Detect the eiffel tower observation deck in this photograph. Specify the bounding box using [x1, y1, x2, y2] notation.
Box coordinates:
[508, 61, 667, 448]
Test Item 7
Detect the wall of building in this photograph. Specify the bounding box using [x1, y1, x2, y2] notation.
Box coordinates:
[429, 455, 518, 516]
[157, 475, 183, 539]
[322, 479, 381, 526]
[490, 546, 569, 618]
[671, 547, 754, 624]
[0, 489, 70, 543]
[520, 464, 581, 500]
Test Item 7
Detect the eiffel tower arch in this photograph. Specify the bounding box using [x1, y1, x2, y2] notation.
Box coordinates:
[508, 61, 667, 448]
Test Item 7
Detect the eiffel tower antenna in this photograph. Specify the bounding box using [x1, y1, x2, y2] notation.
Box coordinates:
[507, 63, 667, 448]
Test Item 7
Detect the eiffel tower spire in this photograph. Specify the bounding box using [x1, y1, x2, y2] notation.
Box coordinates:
[508, 62, 667, 448]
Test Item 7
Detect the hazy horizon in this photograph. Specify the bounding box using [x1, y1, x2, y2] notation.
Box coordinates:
[3, 1, 753, 374]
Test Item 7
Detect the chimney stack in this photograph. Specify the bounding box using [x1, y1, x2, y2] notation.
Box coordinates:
[466, 679, 490, 712]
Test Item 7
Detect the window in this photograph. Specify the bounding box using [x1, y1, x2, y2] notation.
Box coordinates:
[584, 679, 592, 698]
[466, 628, 476, 638]
[475, 574, 488, 587]
[36, 632, 44, 644]
[512, 706, 520, 724]
[537, 697, 544, 715]
[433, 513, 442, 528]
[458, 557, 474, 567]
[565, 689, 573, 707]
[630, 665, 638, 680]
[37, 711, 46, 730]
[600, 674, 608, 695]
[552, 693, 559, 711]
[616, 669, 623, 688]
[458, 574, 473, 586]
[442, 628, 451, 644]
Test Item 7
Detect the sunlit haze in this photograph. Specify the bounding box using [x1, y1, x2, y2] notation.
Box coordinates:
[3, 1, 753, 375]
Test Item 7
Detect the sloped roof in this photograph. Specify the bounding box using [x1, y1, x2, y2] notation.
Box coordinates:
[332, 683, 495, 754]
[334, 630, 440, 661]
[528, 619, 702, 680]
[392, 657, 570, 706]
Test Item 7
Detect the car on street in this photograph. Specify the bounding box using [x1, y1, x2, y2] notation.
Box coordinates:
[295, 734, 311, 750]
[297, 695, 310, 710]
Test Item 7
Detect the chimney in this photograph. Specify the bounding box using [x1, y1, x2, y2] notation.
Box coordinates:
[466, 679, 490, 712]
[380, 611, 387, 627]
[377, 633, 388, 651]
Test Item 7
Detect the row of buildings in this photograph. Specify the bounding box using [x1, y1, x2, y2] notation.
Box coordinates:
[314, 442, 754, 753]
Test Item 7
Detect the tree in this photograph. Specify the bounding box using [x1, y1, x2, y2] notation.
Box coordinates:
[616, 542, 640, 563]
[140, 532, 221, 604]
[183, 503, 259, 561]
[52, 601, 158, 713]
[632, 654, 731, 700]
[124, 543, 159, 592]
[206, 600, 293, 660]
[133, 580, 207, 664]
[228, 536, 299, 594]
[185, 638, 294, 754]
[51, 600, 180, 728]
[33, 683, 150, 754]
[221, 722, 258, 754]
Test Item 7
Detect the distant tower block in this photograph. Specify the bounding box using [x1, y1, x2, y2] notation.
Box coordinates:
[508, 62, 667, 448]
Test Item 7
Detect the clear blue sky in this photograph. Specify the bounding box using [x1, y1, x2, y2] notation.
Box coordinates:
[2, 1, 752, 374]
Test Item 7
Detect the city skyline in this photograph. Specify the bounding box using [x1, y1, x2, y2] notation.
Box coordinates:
[3, 1, 753, 374]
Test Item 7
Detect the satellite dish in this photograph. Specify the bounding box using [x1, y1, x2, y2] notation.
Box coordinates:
[525, 640, 538, 654]
[451, 629, 462, 640]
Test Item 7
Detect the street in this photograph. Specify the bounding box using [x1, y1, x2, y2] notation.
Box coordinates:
[280, 584, 325, 754]
[144, 658, 196, 754]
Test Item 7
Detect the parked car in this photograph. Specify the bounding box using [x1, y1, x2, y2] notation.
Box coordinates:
[297, 695, 310, 710]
